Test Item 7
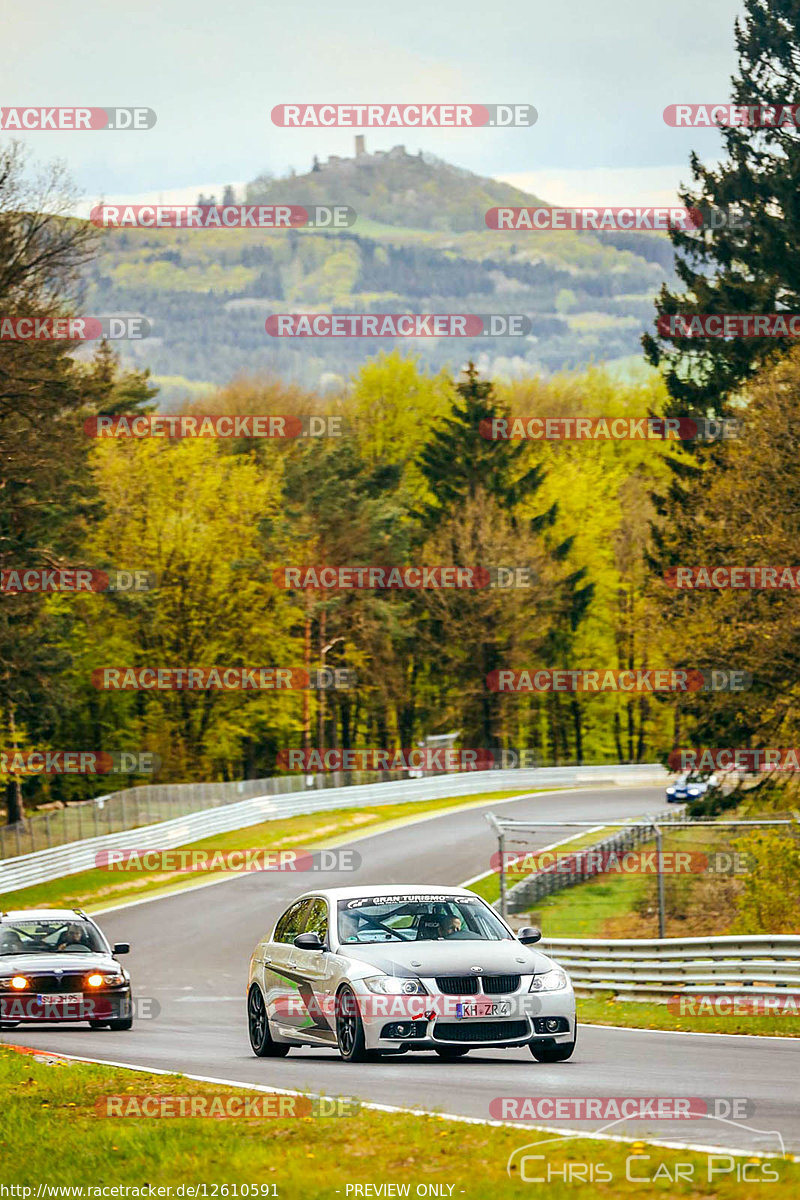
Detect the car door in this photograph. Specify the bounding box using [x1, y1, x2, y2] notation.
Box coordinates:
[285, 896, 338, 1043]
[263, 897, 312, 1034]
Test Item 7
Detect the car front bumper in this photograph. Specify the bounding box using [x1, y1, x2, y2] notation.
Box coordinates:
[0, 989, 132, 1023]
[352, 981, 576, 1051]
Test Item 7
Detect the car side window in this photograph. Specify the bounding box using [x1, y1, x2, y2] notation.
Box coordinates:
[274, 899, 311, 943]
[304, 898, 328, 943]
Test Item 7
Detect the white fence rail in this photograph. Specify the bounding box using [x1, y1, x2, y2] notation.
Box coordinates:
[0, 763, 667, 895]
[542, 934, 800, 999]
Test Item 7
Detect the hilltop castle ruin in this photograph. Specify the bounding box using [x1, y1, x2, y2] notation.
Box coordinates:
[311, 136, 421, 171]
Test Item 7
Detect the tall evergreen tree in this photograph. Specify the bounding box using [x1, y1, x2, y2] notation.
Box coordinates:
[643, 0, 800, 421]
[415, 364, 593, 750]
[416, 364, 552, 528]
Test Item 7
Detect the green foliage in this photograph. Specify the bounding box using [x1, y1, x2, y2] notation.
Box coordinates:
[731, 830, 800, 933]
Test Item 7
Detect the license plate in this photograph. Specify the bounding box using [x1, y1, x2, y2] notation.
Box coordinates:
[455, 1000, 511, 1018]
[37, 993, 83, 1007]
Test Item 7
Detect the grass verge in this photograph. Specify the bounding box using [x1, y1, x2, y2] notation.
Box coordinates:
[578, 992, 800, 1037]
[1, 1045, 796, 1196]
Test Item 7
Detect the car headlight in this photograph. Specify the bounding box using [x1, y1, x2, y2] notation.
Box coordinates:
[666, 787, 675, 794]
[529, 969, 568, 992]
[86, 972, 125, 987]
[363, 976, 427, 995]
[0, 976, 29, 991]
[688, 788, 701, 796]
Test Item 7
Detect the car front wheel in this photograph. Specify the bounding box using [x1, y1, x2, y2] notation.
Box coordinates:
[335, 986, 370, 1062]
[248, 984, 290, 1057]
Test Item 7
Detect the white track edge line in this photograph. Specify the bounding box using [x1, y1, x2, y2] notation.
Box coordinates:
[4, 1043, 794, 1162]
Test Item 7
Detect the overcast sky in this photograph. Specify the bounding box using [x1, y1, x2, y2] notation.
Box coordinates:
[3, 0, 746, 207]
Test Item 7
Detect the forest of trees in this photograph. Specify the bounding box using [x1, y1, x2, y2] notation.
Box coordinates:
[5, 0, 800, 820]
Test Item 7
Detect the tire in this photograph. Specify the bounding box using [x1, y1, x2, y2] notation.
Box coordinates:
[434, 1046, 470, 1059]
[248, 985, 290, 1057]
[107, 1018, 133, 1031]
[88, 1020, 109, 1029]
[335, 986, 370, 1062]
[530, 1026, 577, 1062]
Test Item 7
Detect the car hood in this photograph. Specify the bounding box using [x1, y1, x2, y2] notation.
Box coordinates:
[335, 939, 556, 978]
[0, 953, 120, 975]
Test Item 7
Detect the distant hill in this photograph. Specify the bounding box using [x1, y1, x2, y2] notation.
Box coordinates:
[247, 143, 548, 232]
[83, 143, 677, 400]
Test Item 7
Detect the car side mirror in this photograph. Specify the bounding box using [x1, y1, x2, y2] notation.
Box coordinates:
[293, 932, 325, 951]
[113, 943, 130, 955]
[517, 926, 542, 945]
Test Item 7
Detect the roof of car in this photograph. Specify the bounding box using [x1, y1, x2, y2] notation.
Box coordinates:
[304, 885, 479, 902]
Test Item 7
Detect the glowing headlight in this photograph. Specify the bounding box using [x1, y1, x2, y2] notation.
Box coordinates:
[8, 976, 29, 991]
[85, 972, 124, 987]
[688, 788, 702, 796]
[363, 976, 427, 995]
[529, 969, 567, 992]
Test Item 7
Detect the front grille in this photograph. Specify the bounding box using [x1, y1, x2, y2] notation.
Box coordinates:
[24, 974, 88, 993]
[483, 974, 521, 994]
[435, 976, 480, 995]
[434, 1020, 529, 1043]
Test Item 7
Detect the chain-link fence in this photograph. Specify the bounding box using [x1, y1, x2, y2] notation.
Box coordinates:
[0, 770, 375, 860]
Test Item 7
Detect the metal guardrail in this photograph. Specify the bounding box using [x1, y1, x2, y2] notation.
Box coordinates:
[0, 761, 668, 861]
[542, 934, 800, 999]
[0, 763, 668, 894]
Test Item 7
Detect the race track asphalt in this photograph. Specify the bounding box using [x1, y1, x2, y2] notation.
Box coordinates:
[2, 785, 796, 1156]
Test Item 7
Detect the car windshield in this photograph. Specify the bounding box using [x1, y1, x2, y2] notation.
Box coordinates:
[0, 919, 106, 956]
[337, 894, 512, 944]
